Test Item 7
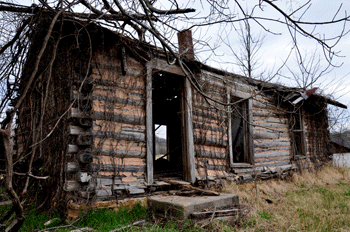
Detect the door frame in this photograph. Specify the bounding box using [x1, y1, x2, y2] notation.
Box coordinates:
[146, 59, 195, 185]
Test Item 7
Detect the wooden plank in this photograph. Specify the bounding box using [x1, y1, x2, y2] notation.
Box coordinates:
[247, 99, 254, 164]
[200, 70, 252, 93]
[227, 90, 234, 167]
[233, 167, 264, 174]
[152, 58, 184, 76]
[184, 76, 196, 184]
[146, 61, 153, 185]
[191, 208, 239, 219]
[158, 178, 220, 196]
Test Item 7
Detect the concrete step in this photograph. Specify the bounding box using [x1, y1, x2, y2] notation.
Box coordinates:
[148, 193, 239, 219]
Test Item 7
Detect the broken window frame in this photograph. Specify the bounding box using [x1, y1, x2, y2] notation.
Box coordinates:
[227, 91, 254, 167]
[291, 108, 307, 160]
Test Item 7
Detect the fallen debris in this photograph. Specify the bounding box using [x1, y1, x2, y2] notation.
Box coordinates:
[158, 178, 220, 196]
[109, 220, 146, 232]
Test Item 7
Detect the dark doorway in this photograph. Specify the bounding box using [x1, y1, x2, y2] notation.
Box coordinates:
[152, 72, 183, 178]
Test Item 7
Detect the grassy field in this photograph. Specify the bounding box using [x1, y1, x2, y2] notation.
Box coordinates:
[224, 164, 350, 231]
[15, 164, 350, 231]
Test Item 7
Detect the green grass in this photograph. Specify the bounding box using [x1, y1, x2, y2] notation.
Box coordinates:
[20, 209, 64, 232]
[257, 211, 272, 220]
[18, 202, 147, 232]
[8, 165, 350, 231]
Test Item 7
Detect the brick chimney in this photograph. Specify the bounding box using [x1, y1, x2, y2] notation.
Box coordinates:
[177, 29, 195, 60]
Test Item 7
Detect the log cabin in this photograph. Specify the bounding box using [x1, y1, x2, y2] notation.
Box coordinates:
[14, 17, 347, 206]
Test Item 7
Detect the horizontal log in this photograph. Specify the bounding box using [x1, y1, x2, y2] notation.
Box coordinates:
[69, 125, 91, 136]
[200, 71, 252, 94]
[264, 118, 286, 124]
[158, 178, 220, 196]
[67, 144, 79, 153]
[255, 151, 290, 159]
[254, 141, 291, 148]
[93, 112, 145, 125]
[77, 135, 93, 146]
[92, 94, 144, 106]
[253, 132, 285, 139]
[92, 75, 145, 90]
[76, 172, 92, 183]
[69, 108, 91, 118]
[193, 123, 227, 133]
[194, 136, 228, 147]
[64, 180, 81, 192]
[269, 164, 296, 172]
[90, 164, 146, 173]
[127, 188, 145, 195]
[193, 103, 221, 112]
[196, 164, 228, 171]
[69, 108, 146, 125]
[256, 156, 290, 164]
[121, 127, 145, 133]
[255, 161, 290, 168]
[92, 148, 146, 158]
[256, 123, 287, 129]
[195, 150, 226, 159]
[193, 110, 226, 121]
[252, 100, 275, 109]
[253, 111, 276, 117]
[93, 130, 145, 142]
[66, 162, 79, 172]
[233, 167, 264, 174]
[0, 201, 12, 206]
[95, 185, 145, 197]
[230, 163, 253, 168]
[92, 177, 123, 187]
[70, 90, 92, 101]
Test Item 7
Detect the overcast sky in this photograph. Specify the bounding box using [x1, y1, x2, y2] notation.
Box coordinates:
[17, 0, 350, 132]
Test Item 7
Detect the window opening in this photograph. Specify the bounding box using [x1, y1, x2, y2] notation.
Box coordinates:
[291, 109, 306, 159]
[231, 97, 250, 163]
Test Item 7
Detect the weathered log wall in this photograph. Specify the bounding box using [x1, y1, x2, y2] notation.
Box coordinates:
[193, 71, 229, 179]
[252, 98, 292, 169]
[192, 70, 297, 177]
[65, 47, 147, 200]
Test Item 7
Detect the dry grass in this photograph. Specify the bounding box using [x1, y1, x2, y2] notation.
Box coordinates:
[223, 163, 350, 232]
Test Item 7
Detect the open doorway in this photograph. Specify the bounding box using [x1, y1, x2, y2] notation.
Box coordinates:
[152, 72, 183, 178]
